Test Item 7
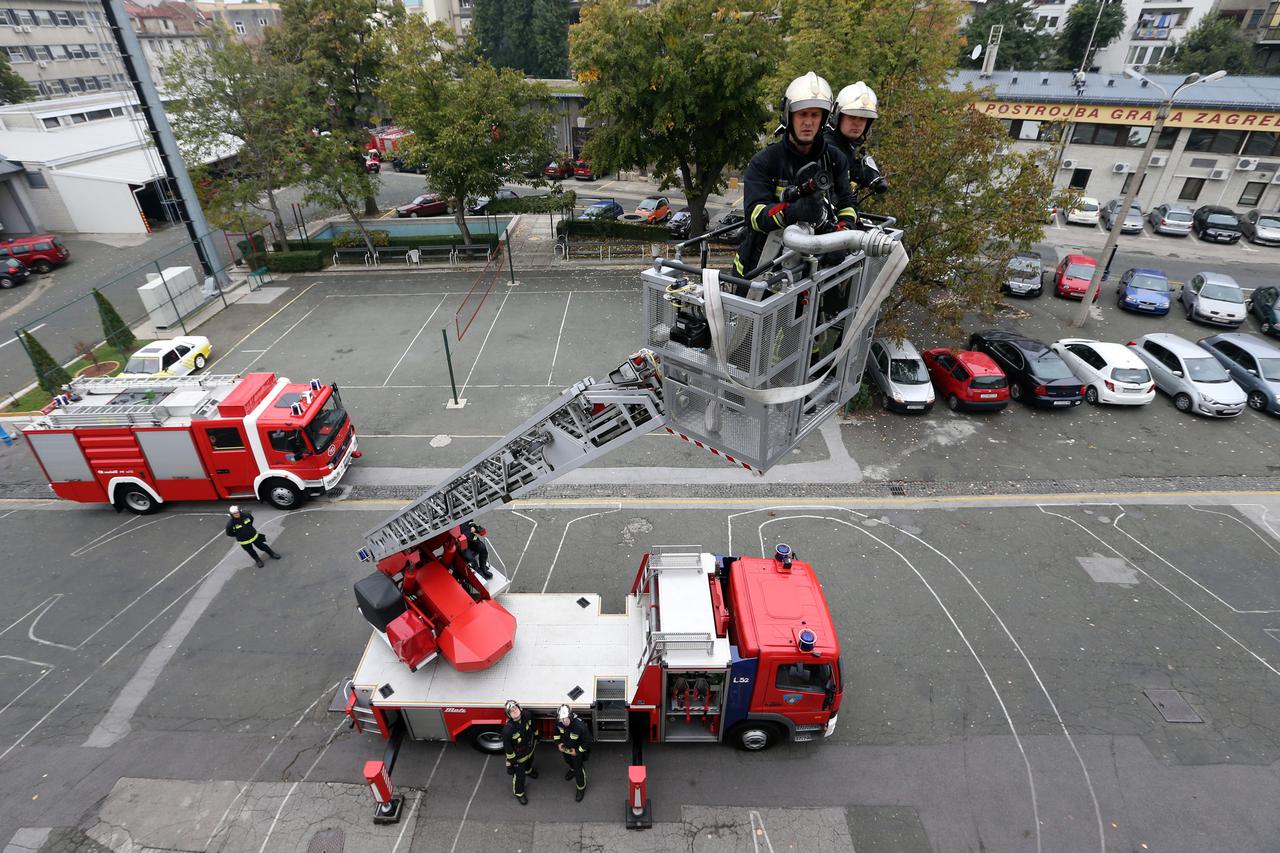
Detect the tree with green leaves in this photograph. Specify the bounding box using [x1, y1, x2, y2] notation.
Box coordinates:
[380, 19, 556, 245]
[22, 330, 70, 395]
[94, 290, 136, 354]
[570, 0, 784, 237]
[472, 0, 504, 66]
[1153, 15, 1258, 75]
[532, 0, 570, 77]
[1054, 0, 1126, 71]
[0, 53, 33, 105]
[299, 132, 384, 255]
[960, 0, 1055, 71]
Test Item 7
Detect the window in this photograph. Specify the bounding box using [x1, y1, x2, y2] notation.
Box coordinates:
[33, 45, 51, 61]
[69, 112, 87, 123]
[1248, 9, 1265, 28]
[85, 43, 99, 58]
[41, 116, 60, 128]
[775, 662, 833, 693]
[234, 20, 245, 33]
[15, 10, 33, 25]
[49, 45, 67, 60]
[1186, 129, 1247, 154]
[1069, 168, 1091, 190]
[206, 427, 245, 450]
[83, 77, 99, 91]
[268, 429, 305, 454]
[33, 10, 52, 26]
[1240, 181, 1268, 206]
[86, 108, 110, 120]
[1120, 172, 1148, 195]
[35, 81, 49, 96]
[6, 46, 30, 63]
[1010, 119, 1046, 141]
[25, 171, 48, 189]
[1179, 177, 1205, 201]
[72, 11, 87, 25]
[258, 17, 268, 25]
[67, 44, 85, 59]
[0, 10, 12, 25]
[1124, 125, 1179, 149]
[52, 11, 72, 26]
[1243, 131, 1280, 156]
[1070, 123, 1176, 149]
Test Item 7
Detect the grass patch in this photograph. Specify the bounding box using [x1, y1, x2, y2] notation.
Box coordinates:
[3, 340, 153, 413]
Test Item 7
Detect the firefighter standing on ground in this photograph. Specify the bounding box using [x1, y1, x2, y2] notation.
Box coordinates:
[553, 704, 591, 802]
[825, 81, 888, 196]
[225, 506, 281, 568]
[502, 699, 539, 805]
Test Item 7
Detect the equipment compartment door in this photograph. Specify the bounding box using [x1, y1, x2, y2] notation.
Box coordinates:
[661, 669, 724, 743]
[136, 429, 218, 501]
[194, 424, 258, 497]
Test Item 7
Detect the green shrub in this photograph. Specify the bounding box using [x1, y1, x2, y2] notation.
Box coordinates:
[288, 234, 499, 255]
[487, 191, 576, 215]
[556, 219, 670, 241]
[263, 251, 326, 272]
[334, 229, 391, 248]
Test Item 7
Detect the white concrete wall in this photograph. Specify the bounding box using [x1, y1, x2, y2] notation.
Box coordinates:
[22, 170, 76, 233]
[48, 174, 145, 234]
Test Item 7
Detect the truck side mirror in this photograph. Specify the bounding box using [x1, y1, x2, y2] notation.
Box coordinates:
[822, 679, 836, 711]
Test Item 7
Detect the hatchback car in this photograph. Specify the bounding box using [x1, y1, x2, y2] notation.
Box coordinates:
[1198, 333, 1280, 415]
[1003, 253, 1043, 297]
[1147, 203, 1194, 236]
[866, 338, 934, 413]
[467, 188, 518, 215]
[1180, 272, 1246, 327]
[668, 207, 692, 239]
[1249, 285, 1280, 336]
[0, 234, 70, 273]
[121, 336, 212, 377]
[544, 159, 573, 180]
[573, 159, 596, 180]
[1115, 267, 1171, 315]
[1129, 332, 1245, 417]
[635, 196, 672, 224]
[1065, 197, 1100, 226]
[1051, 338, 1154, 406]
[922, 348, 1009, 411]
[579, 198, 624, 220]
[710, 209, 747, 242]
[1054, 253, 1098, 301]
[1101, 199, 1144, 233]
[1192, 205, 1242, 243]
[0, 257, 31, 289]
[968, 330, 1086, 407]
[396, 194, 448, 217]
[1239, 209, 1280, 246]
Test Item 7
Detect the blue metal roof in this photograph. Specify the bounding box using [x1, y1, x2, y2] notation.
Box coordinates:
[951, 70, 1280, 112]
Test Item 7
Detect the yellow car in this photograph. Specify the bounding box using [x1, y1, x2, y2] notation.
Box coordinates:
[121, 336, 213, 376]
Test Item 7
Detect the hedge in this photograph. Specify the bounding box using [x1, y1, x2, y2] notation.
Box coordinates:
[287, 234, 500, 255]
[486, 191, 576, 215]
[556, 219, 670, 241]
[263, 250, 327, 273]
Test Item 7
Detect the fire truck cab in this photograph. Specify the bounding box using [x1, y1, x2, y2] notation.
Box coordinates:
[23, 373, 358, 514]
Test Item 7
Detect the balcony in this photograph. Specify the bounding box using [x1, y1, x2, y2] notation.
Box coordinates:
[1132, 25, 1172, 39]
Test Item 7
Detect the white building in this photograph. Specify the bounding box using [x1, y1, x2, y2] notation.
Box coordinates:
[1027, 0, 1220, 72]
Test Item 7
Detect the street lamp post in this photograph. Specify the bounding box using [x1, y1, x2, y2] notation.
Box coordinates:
[1070, 68, 1227, 328]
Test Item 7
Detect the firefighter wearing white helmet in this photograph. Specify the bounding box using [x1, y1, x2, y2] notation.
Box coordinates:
[733, 72, 859, 282]
[827, 81, 888, 196]
[552, 703, 592, 801]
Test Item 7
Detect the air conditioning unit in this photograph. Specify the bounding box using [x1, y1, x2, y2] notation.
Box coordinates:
[1236, 157, 1260, 171]
[20, 24, 31, 32]
[1208, 168, 1228, 181]
[97, 57, 107, 64]
[1148, 154, 1167, 167]
[10, 25, 21, 33]
[1112, 162, 1132, 174]
[37, 60, 47, 68]
[1060, 158, 1077, 170]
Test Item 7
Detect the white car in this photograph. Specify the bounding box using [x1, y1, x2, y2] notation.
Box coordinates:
[1065, 197, 1100, 226]
[121, 336, 212, 377]
[865, 337, 935, 412]
[1051, 338, 1155, 406]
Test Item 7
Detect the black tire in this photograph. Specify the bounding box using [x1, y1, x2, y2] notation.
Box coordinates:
[1085, 386, 1100, 405]
[32, 260, 53, 274]
[947, 393, 960, 412]
[194, 354, 206, 370]
[728, 721, 782, 751]
[880, 389, 891, 410]
[466, 725, 506, 754]
[261, 478, 304, 510]
[1174, 393, 1193, 413]
[1248, 390, 1267, 411]
[118, 485, 159, 515]
[967, 335, 981, 351]
[0, 276, 13, 289]
[1010, 383, 1023, 401]
[410, 212, 419, 218]
[1185, 304, 1194, 321]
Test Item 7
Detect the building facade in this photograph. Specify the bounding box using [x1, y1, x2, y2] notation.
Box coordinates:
[1216, 0, 1280, 69]
[125, 2, 209, 93]
[194, 0, 281, 43]
[1022, 0, 1219, 72]
[0, 1, 128, 99]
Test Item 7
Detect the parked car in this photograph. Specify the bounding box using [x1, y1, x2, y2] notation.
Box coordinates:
[1147, 202, 1194, 236]
[0, 257, 31, 289]
[1179, 271, 1246, 327]
[1249, 285, 1280, 336]
[1051, 338, 1155, 406]
[635, 196, 672, 224]
[573, 159, 596, 180]
[1003, 253, 1043, 297]
[467, 188, 519, 215]
[1065, 197, 1100, 226]
[710, 209, 747, 242]
[1054, 253, 1099, 301]
[579, 198, 624, 220]
[390, 156, 428, 174]
[1115, 267, 1172, 315]
[1129, 332, 1246, 417]
[1045, 202, 1058, 223]
[968, 330, 1086, 407]
[1239, 209, 1280, 246]
[866, 338, 935, 413]
[544, 159, 573, 180]
[668, 207, 693, 239]
[921, 348, 1009, 411]
[0, 234, 70, 273]
[121, 336, 212, 377]
[396, 194, 448, 217]
[1101, 199, 1144, 233]
[1192, 205, 1242, 243]
[1198, 333, 1280, 415]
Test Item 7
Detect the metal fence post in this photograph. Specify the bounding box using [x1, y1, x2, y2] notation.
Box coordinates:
[442, 328, 461, 407]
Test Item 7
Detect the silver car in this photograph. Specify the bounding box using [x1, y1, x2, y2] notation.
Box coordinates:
[1199, 333, 1280, 415]
[1180, 272, 1247, 327]
[1148, 203, 1193, 236]
[1129, 332, 1246, 417]
[1239, 209, 1280, 246]
[866, 337, 935, 413]
[1101, 199, 1144, 233]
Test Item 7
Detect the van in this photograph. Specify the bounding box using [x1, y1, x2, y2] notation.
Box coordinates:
[0, 234, 70, 273]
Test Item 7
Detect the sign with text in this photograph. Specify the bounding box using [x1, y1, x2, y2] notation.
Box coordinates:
[975, 100, 1280, 130]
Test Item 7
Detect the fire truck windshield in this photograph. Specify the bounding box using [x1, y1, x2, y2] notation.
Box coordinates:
[304, 391, 347, 454]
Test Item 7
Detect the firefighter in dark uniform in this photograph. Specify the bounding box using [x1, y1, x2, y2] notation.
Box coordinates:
[553, 704, 591, 801]
[502, 699, 539, 805]
[824, 81, 888, 197]
[733, 72, 860, 284]
[225, 505, 281, 568]
[460, 519, 491, 579]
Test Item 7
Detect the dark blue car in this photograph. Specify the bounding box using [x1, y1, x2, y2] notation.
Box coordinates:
[579, 198, 624, 221]
[1115, 268, 1171, 315]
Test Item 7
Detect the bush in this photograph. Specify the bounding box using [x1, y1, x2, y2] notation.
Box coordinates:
[236, 233, 268, 258]
[487, 191, 576, 215]
[263, 250, 327, 272]
[556, 219, 670, 241]
[334, 229, 391, 248]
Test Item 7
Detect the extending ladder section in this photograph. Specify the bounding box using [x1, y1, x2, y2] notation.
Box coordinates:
[70, 374, 241, 394]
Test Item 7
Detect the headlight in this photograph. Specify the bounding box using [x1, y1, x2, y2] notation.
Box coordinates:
[892, 392, 904, 403]
[1274, 394, 1280, 404]
[1200, 395, 1219, 406]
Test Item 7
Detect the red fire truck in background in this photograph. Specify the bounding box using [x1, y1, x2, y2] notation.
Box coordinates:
[23, 373, 359, 514]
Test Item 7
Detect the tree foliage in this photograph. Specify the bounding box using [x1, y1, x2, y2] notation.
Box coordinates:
[959, 0, 1055, 71]
[570, 0, 784, 236]
[0, 52, 33, 105]
[474, 0, 569, 76]
[531, 0, 570, 77]
[23, 330, 70, 395]
[1153, 15, 1258, 75]
[94, 290, 136, 354]
[1054, 0, 1126, 70]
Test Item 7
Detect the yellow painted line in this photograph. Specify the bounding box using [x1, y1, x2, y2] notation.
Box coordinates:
[379, 209, 397, 220]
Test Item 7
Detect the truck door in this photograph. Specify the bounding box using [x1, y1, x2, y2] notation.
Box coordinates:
[195, 424, 258, 497]
[762, 659, 836, 721]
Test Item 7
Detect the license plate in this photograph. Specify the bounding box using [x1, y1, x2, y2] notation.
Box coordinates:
[980, 393, 996, 399]
[1123, 387, 1143, 393]
[907, 405, 923, 410]
[1054, 400, 1071, 406]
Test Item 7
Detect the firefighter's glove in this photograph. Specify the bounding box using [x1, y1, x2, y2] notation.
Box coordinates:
[506, 761, 516, 775]
[783, 195, 823, 226]
[781, 162, 824, 204]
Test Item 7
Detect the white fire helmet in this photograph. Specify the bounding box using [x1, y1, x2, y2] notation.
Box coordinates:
[505, 699, 520, 718]
[835, 82, 879, 120]
[784, 72, 834, 118]
[228, 505, 240, 515]
[557, 704, 572, 723]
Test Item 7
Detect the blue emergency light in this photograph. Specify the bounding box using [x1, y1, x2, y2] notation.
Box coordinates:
[309, 379, 322, 391]
[798, 629, 816, 653]
[290, 402, 304, 417]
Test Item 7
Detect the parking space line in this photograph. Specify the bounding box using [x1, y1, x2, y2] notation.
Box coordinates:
[546, 292, 572, 385]
[382, 296, 447, 387]
[448, 755, 490, 853]
[257, 719, 348, 853]
[0, 655, 54, 717]
[458, 290, 511, 397]
[0, 323, 44, 349]
[207, 282, 319, 371]
[542, 506, 620, 593]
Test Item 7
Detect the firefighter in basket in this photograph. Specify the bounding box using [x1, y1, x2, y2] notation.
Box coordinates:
[825, 81, 889, 199]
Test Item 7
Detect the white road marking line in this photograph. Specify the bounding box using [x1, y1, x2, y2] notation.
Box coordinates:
[750, 810, 776, 853]
[0, 323, 45, 349]
[542, 507, 620, 593]
[207, 282, 318, 371]
[242, 301, 326, 372]
[0, 595, 61, 639]
[70, 515, 142, 556]
[509, 510, 539, 582]
[0, 654, 54, 716]
[27, 596, 75, 650]
[546, 292, 572, 385]
[448, 755, 490, 853]
[383, 295, 447, 386]
[257, 719, 348, 853]
[459, 290, 512, 397]
[391, 791, 424, 853]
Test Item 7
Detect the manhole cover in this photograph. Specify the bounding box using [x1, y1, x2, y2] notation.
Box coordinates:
[1144, 688, 1202, 723]
[308, 828, 345, 853]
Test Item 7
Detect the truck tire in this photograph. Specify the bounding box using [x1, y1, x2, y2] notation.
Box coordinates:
[117, 485, 159, 515]
[261, 478, 304, 510]
[728, 721, 782, 751]
[465, 725, 506, 754]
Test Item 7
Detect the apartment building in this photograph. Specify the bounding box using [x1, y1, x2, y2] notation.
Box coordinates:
[125, 1, 208, 92]
[0, 2, 127, 99]
[1216, 0, 1280, 68]
[194, 0, 280, 43]
[1023, 0, 1220, 72]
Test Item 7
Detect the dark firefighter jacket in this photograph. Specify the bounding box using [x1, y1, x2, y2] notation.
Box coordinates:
[225, 513, 262, 545]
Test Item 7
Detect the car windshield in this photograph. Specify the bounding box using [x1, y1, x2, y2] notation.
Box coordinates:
[1164, 210, 1192, 222]
[1008, 258, 1039, 276]
[411, 195, 431, 205]
[1206, 214, 1237, 227]
[638, 200, 657, 211]
[123, 356, 160, 374]
[889, 358, 929, 384]
[1185, 357, 1230, 382]
[1127, 205, 1142, 215]
[1112, 367, 1151, 384]
[971, 375, 1007, 389]
[1201, 283, 1243, 303]
[1258, 217, 1280, 230]
[304, 391, 347, 453]
[1258, 358, 1280, 381]
[1065, 263, 1094, 279]
[1033, 356, 1075, 380]
[1078, 202, 1098, 212]
[1130, 274, 1169, 292]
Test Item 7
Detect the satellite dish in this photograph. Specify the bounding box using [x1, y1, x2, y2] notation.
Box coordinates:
[970, 45, 983, 61]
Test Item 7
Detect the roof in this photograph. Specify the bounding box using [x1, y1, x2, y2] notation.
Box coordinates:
[0, 117, 240, 173]
[728, 556, 839, 661]
[1130, 268, 1168, 277]
[1208, 332, 1280, 356]
[1138, 332, 1205, 354]
[952, 70, 1280, 112]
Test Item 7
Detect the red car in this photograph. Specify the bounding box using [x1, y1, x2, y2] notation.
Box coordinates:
[0, 234, 70, 273]
[544, 159, 573, 180]
[573, 159, 596, 180]
[1054, 253, 1099, 301]
[922, 348, 1010, 411]
[395, 194, 448, 217]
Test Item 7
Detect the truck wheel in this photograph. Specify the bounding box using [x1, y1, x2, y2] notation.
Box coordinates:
[261, 479, 304, 510]
[728, 721, 781, 751]
[118, 485, 158, 515]
[466, 726, 506, 754]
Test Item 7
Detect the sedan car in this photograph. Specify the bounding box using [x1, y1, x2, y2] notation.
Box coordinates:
[668, 207, 692, 239]
[1192, 205, 1242, 243]
[1002, 253, 1043, 297]
[1148, 202, 1194, 236]
[968, 330, 1086, 407]
[710, 209, 747, 243]
[1129, 332, 1246, 417]
[0, 257, 31, 289]
[1180, 272, 1246, 327]
[922, 348, 1009, 411]
[1115, 267, 1172, 315]
[1054, 253, 1099, 301]
[866, 338, 935, 413]
[1198, 333, 1280, 415]
[121, 336, 212, 377]
[1065, 197, 1100, 226]
[396, 194, 448, 217]
[1239, 209, 1280, 246]
[579, 198, 624, 221]
[467, 188, 519, 215]
[1101, 199, 1144, 233]
[635, 196, 672, 224]
[543, 159, 573, 180]
[1051, 338, 1155, 406]
[573, 159, 596, 180]
[1249, 285, 1280, 336]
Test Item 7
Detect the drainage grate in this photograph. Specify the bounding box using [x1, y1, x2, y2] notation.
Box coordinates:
[577, 597, 591, 608]
[888, 484, 908, 496]
[1144, 688, 1203, 723]
[308, 828, 345, 853]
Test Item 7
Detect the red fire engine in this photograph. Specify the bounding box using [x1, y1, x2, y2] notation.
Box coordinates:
[23, 373, 359, 514]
